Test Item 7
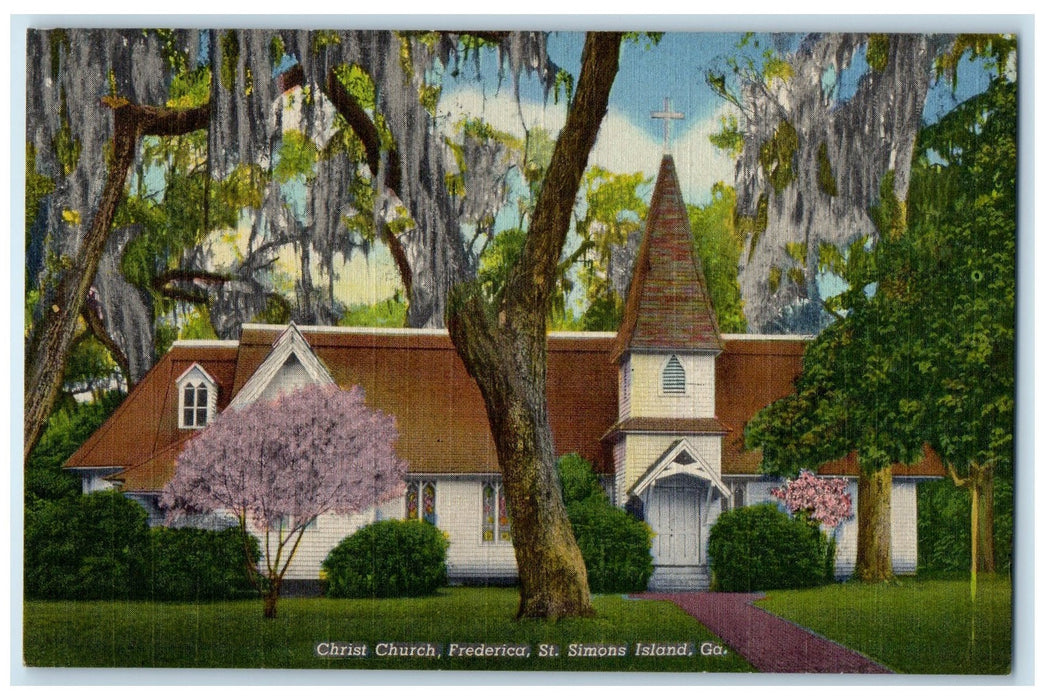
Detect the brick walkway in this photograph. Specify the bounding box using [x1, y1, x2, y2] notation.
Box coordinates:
[636, 592, 892, 674]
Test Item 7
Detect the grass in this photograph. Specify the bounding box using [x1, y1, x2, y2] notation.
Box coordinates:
[23, 587, 754, 672]
[756, 574, 1012, 675]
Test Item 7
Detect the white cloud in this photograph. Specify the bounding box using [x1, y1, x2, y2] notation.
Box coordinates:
[440, 87, 738, 204]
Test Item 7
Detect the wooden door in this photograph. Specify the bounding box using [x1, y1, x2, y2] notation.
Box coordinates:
[647, 476, 703, 566]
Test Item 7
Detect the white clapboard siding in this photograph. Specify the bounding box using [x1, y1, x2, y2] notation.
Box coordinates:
[436, 479, 519, 581]
[627, 353, 716, 419]
[891, 480, 918, 574]
[249, 505, 385, 581]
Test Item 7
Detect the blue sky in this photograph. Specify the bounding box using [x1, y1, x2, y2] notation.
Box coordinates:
[438, 32, 998, 204]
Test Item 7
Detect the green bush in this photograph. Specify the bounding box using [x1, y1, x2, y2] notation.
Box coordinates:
[147, 527, 260, 601]
[558, 453, 654, 593]
[707, 504, 828, 592]
[322, 519, 448, 598]
[25, 490, 150, 600]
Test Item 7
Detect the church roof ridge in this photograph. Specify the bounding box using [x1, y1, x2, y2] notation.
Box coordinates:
[613, 154, 724, 361]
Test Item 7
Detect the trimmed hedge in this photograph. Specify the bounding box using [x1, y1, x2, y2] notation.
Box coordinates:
[707, 503, 829, 592]
[558, 453, 654, 593]
[322, 519, 448, 598]
[147, 527, 260, 601]
[26, 491, 261, 601]
[25, 490, 150, 600]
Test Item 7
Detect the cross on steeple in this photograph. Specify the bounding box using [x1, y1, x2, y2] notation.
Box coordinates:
[651, 98, 685, 152]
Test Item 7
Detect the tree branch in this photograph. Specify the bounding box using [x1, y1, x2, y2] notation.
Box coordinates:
[80, 305, 132, 389]
[322, 68, 413, 302]
[503, 32, 623, 326]
[25, 98, 210, 460]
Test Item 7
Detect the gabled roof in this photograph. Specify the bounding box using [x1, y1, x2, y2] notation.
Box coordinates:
[64, 344, 239, 470]
[628, 438, 732, 498]
[226, 322, 335, 410]
[613, 155, 724, 360]
[66, 326, 945, 493]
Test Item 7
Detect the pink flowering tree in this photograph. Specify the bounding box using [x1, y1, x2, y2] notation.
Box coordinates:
[160, 383, 407, 618]
[771, 470, 854, 532]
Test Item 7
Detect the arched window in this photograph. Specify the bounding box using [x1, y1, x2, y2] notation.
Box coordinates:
[406, 481, 437, 525]
[481, 481, 512, 543]
[662, 355, 686, 394]
[182, 383, 209, 428]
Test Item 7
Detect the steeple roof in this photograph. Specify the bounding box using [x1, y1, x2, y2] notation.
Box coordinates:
[613, 155, 723, 360]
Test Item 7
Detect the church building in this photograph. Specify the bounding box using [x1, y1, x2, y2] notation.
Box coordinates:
[64, 155, 944, 591]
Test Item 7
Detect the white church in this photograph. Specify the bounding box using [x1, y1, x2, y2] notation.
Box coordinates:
[65, 155, 943, 591]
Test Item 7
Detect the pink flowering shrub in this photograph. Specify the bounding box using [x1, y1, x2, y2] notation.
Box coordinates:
[771, 470, 853, 529]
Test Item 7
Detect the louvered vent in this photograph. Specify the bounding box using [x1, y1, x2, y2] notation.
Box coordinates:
[662, 355, 686, 394]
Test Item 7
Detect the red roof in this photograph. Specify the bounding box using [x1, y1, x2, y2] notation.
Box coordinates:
[67, 326, 944, 494]
[614, 155, 723, 359]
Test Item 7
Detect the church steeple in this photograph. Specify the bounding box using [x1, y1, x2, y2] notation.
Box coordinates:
[613, 154, 724, 361]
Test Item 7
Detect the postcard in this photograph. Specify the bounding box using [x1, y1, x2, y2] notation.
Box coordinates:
[18, 22, 1019, 679]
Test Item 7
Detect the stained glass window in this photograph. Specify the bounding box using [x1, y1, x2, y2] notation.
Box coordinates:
[482, 481, 511, 543]
[406, 481, 436, 524]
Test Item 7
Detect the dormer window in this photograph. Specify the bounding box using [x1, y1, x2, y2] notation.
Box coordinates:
[176, 363, 218, 430]
[182, 382, 209, 427]
[662, 355, 686, 394]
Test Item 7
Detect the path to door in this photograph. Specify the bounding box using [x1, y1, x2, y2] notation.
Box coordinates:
[635, 592, 892, 674]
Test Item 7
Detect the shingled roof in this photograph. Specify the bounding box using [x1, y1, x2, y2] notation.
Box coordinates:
[613, 155, 724, 360]
[67, 326, 945, 492]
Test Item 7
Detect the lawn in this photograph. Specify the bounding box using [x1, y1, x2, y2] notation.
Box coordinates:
[756, 574, 1012, 675]
[23, 587, 754, 672]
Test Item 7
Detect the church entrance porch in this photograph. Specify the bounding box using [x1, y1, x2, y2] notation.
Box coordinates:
[645, 474, 711, 591]
[626, 439, 731, 592]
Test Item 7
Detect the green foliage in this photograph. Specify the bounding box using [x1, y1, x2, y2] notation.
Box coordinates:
[936, 34, 1017, 88]
[52, 89, 81, 176]
[866, 34, 891, 72]
[708, 115, 744, 158]
[557, 454, 653, 593]
[166, 66, 211, 108]
[274, 130, 318, 183]
[25, 142, 55, 236]
[63, 335, 119, 393]
[737, 194, 769, 262]
[476, 227, 527, 302]
[219, 31, 239, 90]
[553, 68, 574, 105]
[25, 491, 151, 600]
[25, 392, 124, 505]
[572, 167, 651, 330]
[147, 527, 260, 602]
[322, 520, 448, 598]
[687, 184, 746, 332]
[557, 453, 604, 504]
[759, 120, 798, 192]
[816, 142, 838, 196]
[252, 293, 292, 325]
[768, 266, 782, 294]
[708, 504, 830, 592]
[340, 296, 408, 328]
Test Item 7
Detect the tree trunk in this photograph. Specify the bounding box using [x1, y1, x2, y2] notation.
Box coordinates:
[972, 462, 996, 575]
[449, 297, 594, 620]
[263, 586, 280, 619]
[446, 32, 622, 620]
[23, 100, 209, 460]
[856, 466, 893, 582]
